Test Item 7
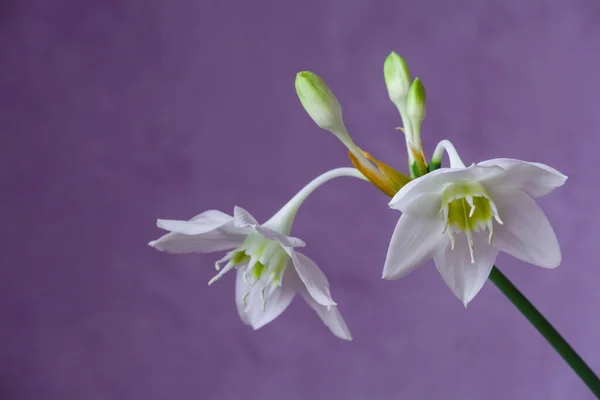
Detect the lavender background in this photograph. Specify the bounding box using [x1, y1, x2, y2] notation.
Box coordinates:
[1, 0, 599, 399]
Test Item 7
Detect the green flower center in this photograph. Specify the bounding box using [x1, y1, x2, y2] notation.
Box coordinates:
[440, 182, 503, 262]
[209, 233, 290, 311]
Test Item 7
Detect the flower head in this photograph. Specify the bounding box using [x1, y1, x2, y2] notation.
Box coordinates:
[150, 206, 351, 339]
[149, 168, 366, 340]
[382, 146, 567, 306]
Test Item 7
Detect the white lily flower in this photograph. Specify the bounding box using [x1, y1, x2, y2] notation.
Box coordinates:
[149, 168, 367, 340]
[383, 140, 567, 306]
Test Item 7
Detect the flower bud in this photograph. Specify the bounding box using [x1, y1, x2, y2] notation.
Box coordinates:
[406, 78, 426, 123]
[383, 52, 412, 106]
[295, 71, 345, 133]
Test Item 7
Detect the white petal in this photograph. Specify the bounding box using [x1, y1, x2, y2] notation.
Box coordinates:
[156, 210, 233, 235]
[231, 206, 305, 247]
[300, 289, 352, 341]
[235, 268, 296, 329]
[433, 232, 499, 306]
[233, 206, 259, 228]
[389, 164, 506, 213]
[255, 226, 306, 248]
[488, 188, 561, 268]
[287, 250, 336, 307]
[479, 158, 567, 197]
[382, 214, 447, 280]
[149, 210, 245, 254]
[402, 192, 443, 217]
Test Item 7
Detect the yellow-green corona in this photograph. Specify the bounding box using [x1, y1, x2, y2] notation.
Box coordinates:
[440, 182, 503, 261]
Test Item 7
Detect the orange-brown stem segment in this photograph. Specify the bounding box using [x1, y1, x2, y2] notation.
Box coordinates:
[348, 150, 411, 198]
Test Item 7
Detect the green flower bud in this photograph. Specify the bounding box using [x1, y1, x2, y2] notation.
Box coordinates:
[406, 78, 426, 122]
[383, 52, 412, 106]
[295, 71, 345, 133]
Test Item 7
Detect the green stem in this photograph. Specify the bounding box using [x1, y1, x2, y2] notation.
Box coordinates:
[489, 266, 600, 398]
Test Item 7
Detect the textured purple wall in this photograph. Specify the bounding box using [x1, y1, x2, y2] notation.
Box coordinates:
[1, 0, 599, 399]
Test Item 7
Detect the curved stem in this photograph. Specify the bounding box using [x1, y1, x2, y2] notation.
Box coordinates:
[431, 139, 466, 168]
[489, 266, 600, 398]
[264, 168, 368, 233]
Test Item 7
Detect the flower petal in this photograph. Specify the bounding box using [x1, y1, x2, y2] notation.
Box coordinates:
[382, 213, 447, 280]
[233, 206, 305, 247]
[479, 158, 567, 198]
[389, 164, 506, 213]
[287, 250, 336, 307]
[299, 289, 352, 341]
[233, 206, 259, 228]
[149, 210, 245, 254]
[488, 188, 561, 268]
[156, 210, 233, 235]
[255, 226, 306, 248]
[235, 268, 296, 329]
[433, 232, 499, 306]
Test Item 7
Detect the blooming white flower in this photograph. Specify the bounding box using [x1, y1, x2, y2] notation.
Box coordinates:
[149, 168, 367, 340]
[382, 140, 567, 306]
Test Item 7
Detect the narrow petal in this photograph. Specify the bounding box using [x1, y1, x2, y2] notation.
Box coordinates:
[488, 188, 561, 268]
[149, 210, 245, 254]
[231, 207, 305, 247]
[433, 232, 499, 306]
[382, 214, 447, 280]
[287, 250, 336, 307]
[235, 268, 296, 330]
[255, 226, 306, 248]
[300, 289, 352, 341]
[389, 164, 506, 213]
[479, 158, 567, 197]
[156, 210, 233, 235]
[233, 206, 259, 228]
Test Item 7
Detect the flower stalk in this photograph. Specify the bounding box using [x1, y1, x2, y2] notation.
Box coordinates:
[489, 267, 600, 398]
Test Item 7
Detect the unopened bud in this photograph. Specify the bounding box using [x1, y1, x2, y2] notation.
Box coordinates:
[383, 52, 412, 106]
[406, 78, 426, 123]
[295, 71, 345, 133]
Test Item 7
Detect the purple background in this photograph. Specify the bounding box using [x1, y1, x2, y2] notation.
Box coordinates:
[1, 0, 599, 399]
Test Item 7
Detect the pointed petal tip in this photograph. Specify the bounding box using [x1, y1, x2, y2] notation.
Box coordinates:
[381, 271, 394, 280]
[340, 334, 353, 341]
[148, 240, 164, 251]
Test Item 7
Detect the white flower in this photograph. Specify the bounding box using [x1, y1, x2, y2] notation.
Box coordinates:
[149, 168, 367, 340]
[382, 143, 567, 306]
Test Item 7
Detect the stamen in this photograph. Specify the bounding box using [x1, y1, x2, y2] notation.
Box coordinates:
[487, 220, 494, 245]
[243, 270, 252, 285]
[489, 200, 504, 225]
[466, 196, 476, 218]
[214, 251, 235, 271]
[461, 200, 475, 263]
[465, 229, 475, 263]
[208, 261, 235, 285]
[260, 287, 266, 311]
[448, 232, 456, 250]
[242, 292, 249, 306]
